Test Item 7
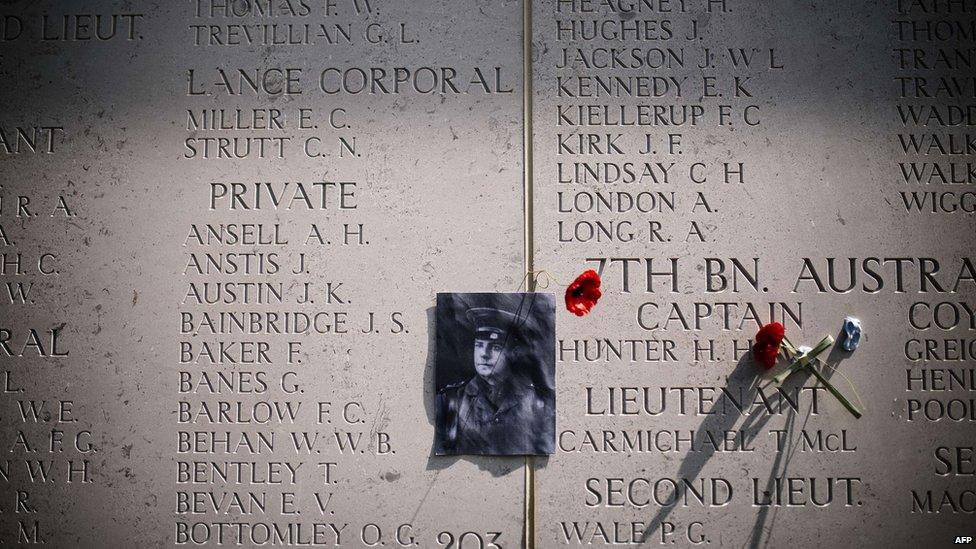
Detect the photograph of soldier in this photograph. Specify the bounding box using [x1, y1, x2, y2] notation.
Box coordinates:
[434, 293, 555, 456]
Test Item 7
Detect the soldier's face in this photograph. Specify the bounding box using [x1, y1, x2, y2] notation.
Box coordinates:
[473, 338, 509, 382]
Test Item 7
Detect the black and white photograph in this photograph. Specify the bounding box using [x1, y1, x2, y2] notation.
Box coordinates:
[434, 293, 556, 456]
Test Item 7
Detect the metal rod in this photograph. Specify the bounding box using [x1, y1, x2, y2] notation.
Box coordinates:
[521, 0, 535, 547]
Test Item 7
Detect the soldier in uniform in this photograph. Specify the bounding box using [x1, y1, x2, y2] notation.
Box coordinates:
[436, 306, 554, 456]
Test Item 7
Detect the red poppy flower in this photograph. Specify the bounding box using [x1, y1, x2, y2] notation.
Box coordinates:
[753, 322, 786, 369]
[566, 270, 602, 316]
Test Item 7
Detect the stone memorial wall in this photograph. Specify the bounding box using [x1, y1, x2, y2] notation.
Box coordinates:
[0, 0, 973, 547]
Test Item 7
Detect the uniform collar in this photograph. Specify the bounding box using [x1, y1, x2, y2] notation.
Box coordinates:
[468, 375, 525, 412]
[465, 375, 491, 396]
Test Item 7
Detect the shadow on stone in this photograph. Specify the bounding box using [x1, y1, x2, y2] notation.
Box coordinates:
[640, 355, 819, 547]
[743, 331, 858, 547]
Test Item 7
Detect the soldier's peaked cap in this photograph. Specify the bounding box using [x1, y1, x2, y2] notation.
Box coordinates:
[466, 307, 522, 341]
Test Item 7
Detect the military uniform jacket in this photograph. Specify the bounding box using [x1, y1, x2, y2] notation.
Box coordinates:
[436, 375, 553, 456]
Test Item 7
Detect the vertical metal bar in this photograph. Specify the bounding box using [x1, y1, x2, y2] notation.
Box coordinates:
[522, 2, 534, 285]
[522, 0, 535, 547]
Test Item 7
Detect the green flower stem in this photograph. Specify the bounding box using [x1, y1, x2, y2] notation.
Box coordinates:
[773, 335, 862, 419]
[773, 336, 831, 384]
[804, 361, 863, 419]
[772, 360, 802, 385]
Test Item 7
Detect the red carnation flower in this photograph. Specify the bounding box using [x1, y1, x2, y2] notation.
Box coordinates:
[753, 322, 786, 369]
[566, 270, 602, 316]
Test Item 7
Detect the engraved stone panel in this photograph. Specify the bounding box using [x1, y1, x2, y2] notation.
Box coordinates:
[532, 0, 976, 546]
[2, 0, 975, 547]
[0, 1, 525, 546]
